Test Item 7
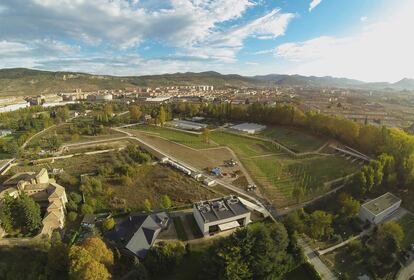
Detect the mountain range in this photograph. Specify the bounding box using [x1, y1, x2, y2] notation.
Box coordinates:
[0, 68, 413, 96]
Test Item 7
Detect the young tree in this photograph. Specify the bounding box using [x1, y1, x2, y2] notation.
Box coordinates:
[338, 193, 360, 219]
[129, 105, 142, 122]
[143, 199, 152, 212]
[102, 218, 116, 231]
[82, 237, 114, 268]
[308, 210, 334, 240]
[160, 195, 172, 209]
[201, 128, 210, 144]
[67, 211, 78, 222]
[69, 246, 111, 280]
[158, 106, 166, 125]
[291, 186, 305, 203]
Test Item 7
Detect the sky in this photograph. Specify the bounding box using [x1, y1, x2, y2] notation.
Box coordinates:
[0, 0, 413, 82]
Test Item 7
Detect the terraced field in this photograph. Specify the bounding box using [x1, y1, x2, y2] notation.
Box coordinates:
[259, 126, 326, 152]
[243, 154, 359, 206]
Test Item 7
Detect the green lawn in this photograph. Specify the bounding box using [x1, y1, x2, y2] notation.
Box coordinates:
[397, 214, 414, 249]
[211, 131, 279, 157]
[130, 125, 217, 149]
[173, 216, 189, 241]
[259, 126, 326, 152]
[158, 242, 212, 280]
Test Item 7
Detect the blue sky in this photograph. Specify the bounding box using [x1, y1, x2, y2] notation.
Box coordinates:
[0, 0, 412, 82]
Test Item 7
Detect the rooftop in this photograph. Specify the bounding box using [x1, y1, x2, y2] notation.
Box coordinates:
[194, 196, 249, 223]
[362, 192, 401, 216]
[230, 123, 266, 132]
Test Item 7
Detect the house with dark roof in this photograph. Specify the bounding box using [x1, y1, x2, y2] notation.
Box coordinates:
[106, 212, 169, 259]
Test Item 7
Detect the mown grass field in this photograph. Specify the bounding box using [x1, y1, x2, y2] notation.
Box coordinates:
[129, 125, 217, 149]
[211, 131, 280, 157]
[259, 126, 326, 152]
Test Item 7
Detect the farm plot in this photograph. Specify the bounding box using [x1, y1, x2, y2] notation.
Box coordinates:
[127, 130, 234, 170]
[259, 126, 326, 152]
[210, 131, 280, 157]
[242, 154, 359, 207]
[128, 125, 217, 149]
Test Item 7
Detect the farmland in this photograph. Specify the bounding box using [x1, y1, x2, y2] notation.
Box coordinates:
[125, 127, 359, 209]
[243, 154, 359, 206]
[259, 126, 327, 152]
[129, 124, 217, 149]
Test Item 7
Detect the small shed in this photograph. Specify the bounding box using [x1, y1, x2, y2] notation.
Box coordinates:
[81, 214, 96, 229]
[211, 167, 221, 176]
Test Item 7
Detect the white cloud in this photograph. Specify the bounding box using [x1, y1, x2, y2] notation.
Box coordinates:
[360, 16, 368, 22]
[0, 41, 32, 55]
[309, 0, 322, 12]
[274, 0, 414, 82]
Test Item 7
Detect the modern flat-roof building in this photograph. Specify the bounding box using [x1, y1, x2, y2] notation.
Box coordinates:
[193, 196, 251, 236]
[359, 192, 401, 224]
[230, 123, 266, 134]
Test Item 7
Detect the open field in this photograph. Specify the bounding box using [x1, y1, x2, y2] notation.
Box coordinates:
[127, 130, 235, 170]
[211, 131, 279, 157]
[26, 123, 124, 150]
[105, 164, 217, 211]
[259, 126, 326, 152]
[129, 124, 217, 149]
[8, 152, 218, 211]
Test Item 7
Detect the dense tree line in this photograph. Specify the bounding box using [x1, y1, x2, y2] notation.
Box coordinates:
[200, 222, 304, 280]
[0, 193, 42, 236]
[165, 101, 414, 190]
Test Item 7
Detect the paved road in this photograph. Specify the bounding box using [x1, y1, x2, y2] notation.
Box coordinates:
[298, 237, 338, 280]
[397, 260, 414, 280]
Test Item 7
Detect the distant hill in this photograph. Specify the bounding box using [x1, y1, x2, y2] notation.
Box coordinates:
[253, 74, 365, 88]
[392, 78, 414, 90]
[0, 68, 269, 96]
[0, 68, 413, 96]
